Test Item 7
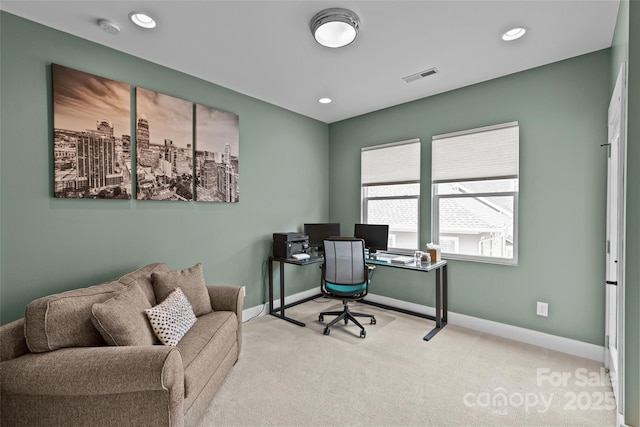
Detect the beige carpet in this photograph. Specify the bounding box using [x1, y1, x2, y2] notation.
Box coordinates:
[300, 300, 396, 344]
[197, 299, 616, 426]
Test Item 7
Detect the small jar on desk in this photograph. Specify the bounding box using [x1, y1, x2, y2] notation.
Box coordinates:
[421, 252, 431, 264]
[414, 251, 431, 267]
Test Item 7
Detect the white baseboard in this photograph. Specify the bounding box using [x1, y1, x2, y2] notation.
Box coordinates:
[448, 310, 604, 362]
[364, 293, 436, 316]
[242, 288, 320, 322]
[243, 290, 604, 362]
[269, 288, 320, 310]
[242, 303, 269, 322]
[366, 293, 604, 362]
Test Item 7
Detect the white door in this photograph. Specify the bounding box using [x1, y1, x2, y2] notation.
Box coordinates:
[605, 63, 625, 419]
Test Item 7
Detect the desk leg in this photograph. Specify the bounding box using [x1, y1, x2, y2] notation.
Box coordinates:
[423, 265, 447, 341]
[435, 267, 442, 328]
[443, 264, 448, 323]
[279, 260, 286, 318]
[268, 257, 274, 315]
[268, 258, 306, 327]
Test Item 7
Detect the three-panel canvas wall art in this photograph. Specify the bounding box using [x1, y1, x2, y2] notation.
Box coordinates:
[52, 64, 240, 202]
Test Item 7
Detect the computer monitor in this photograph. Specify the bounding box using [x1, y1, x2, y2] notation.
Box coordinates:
[354, 224, 389, 254]
[304, 223, 341, 250]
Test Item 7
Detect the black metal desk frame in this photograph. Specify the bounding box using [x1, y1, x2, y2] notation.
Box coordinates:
[268, 256, 323, 326]
[361, 257, 448, 341]
[267, 255, 448, 340]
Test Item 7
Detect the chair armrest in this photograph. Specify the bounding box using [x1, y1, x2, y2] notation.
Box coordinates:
[0, 345, 183, 396]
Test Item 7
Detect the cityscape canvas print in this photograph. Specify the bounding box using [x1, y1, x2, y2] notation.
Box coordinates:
[52, 64, 131, 199]
[136, 88, 193, 201]
[194, 104, 240, 202]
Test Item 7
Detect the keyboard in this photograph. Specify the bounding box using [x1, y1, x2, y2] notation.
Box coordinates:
[389, 256, 414, 265]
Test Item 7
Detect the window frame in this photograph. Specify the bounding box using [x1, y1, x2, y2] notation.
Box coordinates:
[361, 188, 420, 254]
[360, 138, 421, 254]
[432, 190, 518, 265]
[431, 122, 519, 265]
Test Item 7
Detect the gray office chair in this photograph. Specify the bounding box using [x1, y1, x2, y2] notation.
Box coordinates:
[319, 238, 376, 338]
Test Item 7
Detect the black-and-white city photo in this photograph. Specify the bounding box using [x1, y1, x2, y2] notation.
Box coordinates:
[136, 88, 193, 201]
[52, 64, 131, 199]
[195, 104, 239, 202]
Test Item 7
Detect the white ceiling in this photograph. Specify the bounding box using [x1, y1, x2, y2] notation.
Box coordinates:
[1, 1, 620, 123]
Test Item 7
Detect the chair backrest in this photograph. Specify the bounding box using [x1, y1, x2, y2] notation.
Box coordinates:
[322, 238, 367, 285]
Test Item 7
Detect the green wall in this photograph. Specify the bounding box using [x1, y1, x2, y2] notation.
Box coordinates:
[329, 50, 611, 345]
[611, 0, 629, 87]
[0, 12, 329, 323]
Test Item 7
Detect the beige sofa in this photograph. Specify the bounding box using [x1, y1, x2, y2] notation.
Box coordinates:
[0, 263, 244, 427]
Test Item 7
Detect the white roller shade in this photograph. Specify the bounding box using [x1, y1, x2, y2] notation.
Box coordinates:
[432, 122, 519, 183]
[361, 138, 421, 186]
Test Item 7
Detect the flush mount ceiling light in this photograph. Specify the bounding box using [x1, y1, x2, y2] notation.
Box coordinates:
[310, 8, 360, 48]
[98, 19, 120, 35]
[129, 12, 156, 29]
[502, 27, 526, 41]
[318, 97, 332, 104]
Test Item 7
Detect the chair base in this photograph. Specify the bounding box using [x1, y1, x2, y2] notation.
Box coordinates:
[319, 301, 376, 338]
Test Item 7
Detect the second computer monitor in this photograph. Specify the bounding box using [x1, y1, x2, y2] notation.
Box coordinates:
[354, 224, 389, 253]
[304, 223, 341, 249]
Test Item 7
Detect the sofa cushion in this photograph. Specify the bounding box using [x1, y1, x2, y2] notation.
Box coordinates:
[176, 310, 237, 409]
[24, 280, 126, 353]
[151, 263, 213, 316]
[145, 288, 197, 346]
[91, 282, 159, 346]
[117, 262, 169, 306]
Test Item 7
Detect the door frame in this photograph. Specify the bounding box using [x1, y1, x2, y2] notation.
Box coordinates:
[605, 62, 626, 423]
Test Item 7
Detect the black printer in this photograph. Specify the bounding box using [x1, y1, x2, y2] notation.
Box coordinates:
[272, 232, 310, 259]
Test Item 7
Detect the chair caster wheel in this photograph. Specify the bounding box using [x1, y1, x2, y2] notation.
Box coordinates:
[359, 330, 366, 338]
[371, 318, 377, 325]
[344, 319, 348, 325]
[318, 314, 324, 322]
[323, 327, 330, 335]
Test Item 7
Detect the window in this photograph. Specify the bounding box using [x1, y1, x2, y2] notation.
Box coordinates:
[361, 139, 421, 252]
[432, 122, 519, 265]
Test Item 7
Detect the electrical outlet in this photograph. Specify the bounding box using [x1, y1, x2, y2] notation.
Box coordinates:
[536, 301, 548, 317]
[242, 286, 246, 297]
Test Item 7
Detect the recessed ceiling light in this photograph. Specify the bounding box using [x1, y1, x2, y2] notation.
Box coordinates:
[310, 8, 360, 48]
[318, 98, 332, 104]
[129, 12, 156, 29]
[502, 27, 526, 41]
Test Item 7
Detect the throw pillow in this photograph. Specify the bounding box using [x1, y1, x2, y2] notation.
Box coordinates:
[145, 288, 197, 346]
[25, 280, 126, 353]
[151, 263, 213, 316]
[117, 262, 170, 306]
[90, 281, 159, 346]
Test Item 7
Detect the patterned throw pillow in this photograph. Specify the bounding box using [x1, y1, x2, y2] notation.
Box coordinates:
[145, 288, 196, 346]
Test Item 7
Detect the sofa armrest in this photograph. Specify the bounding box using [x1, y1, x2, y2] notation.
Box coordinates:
[207, 285, 243, 354]
[0, 318, 29, 362]
[207, 285, 243, 324]
[1, 345, 183, 396]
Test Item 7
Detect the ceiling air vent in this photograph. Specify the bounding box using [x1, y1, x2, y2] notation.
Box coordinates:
[402, 67, 439, 83]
